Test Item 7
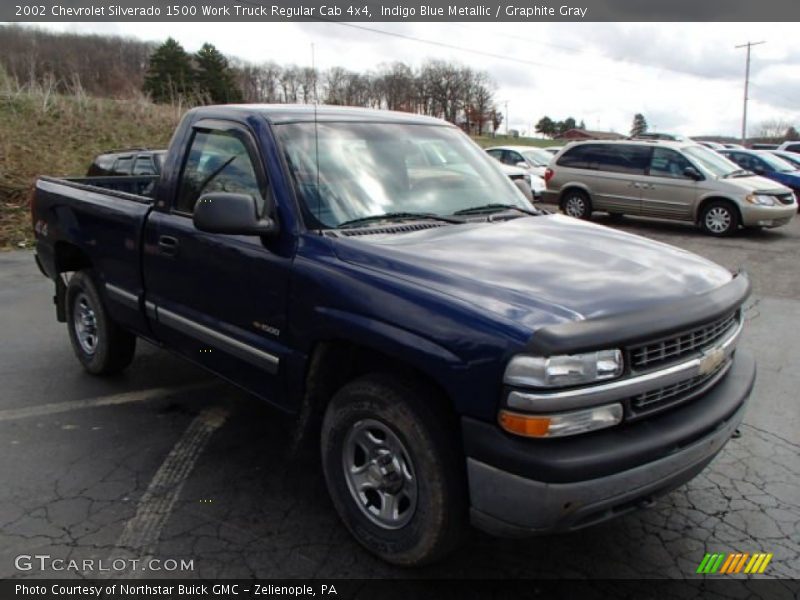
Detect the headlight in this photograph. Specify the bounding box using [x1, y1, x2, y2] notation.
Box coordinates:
[746, 194, 777, 206]
[504, 350, 623, 388]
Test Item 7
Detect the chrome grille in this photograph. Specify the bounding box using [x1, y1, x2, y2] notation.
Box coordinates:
[630, 311, 739, 371]
[629, 359, 731, 417]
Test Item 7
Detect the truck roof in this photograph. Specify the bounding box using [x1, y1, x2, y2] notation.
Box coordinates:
[190, 104, 452, 126]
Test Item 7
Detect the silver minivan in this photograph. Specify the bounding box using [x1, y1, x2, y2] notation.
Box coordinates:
[544, 140, 797, 235]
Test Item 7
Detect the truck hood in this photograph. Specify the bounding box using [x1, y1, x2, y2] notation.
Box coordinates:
[332, 214, 732, 331]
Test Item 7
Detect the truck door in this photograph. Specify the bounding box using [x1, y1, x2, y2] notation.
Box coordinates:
[142, 120, 293, 409]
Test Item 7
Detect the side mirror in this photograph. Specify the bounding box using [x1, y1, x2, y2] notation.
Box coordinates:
[193, 192, 278, 235]
[516, 161, 529, 169]
[683, 166, 703, 181]
[513, 179, 534, 202]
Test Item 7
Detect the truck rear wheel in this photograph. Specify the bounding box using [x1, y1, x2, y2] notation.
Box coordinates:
[66, 271, 136, 375]
[320, 373, 467, 566]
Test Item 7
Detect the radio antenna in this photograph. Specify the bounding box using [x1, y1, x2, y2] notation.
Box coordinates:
[312, 42, 321, 234]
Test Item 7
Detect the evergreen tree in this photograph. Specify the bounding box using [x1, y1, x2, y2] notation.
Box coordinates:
[630, 113, 648, 137]
[535, 116, 556, 137]
[194, 43, 242, 103]
[142, 38, 193, 103]
[785, 126, 799, 141]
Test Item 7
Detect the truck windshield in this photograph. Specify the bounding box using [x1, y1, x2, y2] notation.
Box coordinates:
[274, 121, 528, 229]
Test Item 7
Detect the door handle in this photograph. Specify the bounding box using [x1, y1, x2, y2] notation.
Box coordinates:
[631, 182, 641, 188]
[158, 235, 179, 256]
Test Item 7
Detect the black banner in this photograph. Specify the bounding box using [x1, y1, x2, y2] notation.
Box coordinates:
[3, 579, 800, 600]
[3, 0, 800, 22]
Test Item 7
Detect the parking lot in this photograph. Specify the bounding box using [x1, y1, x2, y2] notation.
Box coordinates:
[1, 213, 799, 580]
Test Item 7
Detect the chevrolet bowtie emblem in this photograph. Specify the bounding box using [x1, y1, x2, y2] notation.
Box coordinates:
[699, 346, 726, 375]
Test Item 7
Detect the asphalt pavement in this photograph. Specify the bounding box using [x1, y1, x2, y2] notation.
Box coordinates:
[1, 214, 798, 580]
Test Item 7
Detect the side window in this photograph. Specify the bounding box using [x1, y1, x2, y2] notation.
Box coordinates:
[556, 144, 599, 169]
[486, 149, 503, 162]
[176, 129, 264, 215]
[113, 156, 134, 175]
[786, 144, 800, 153]
[648, 148, 693, 179]
[132, 156, 156, 175]
[594, 145, 650, 175]
[730, 153, 754, 170]
[752, 156, 770, 172]
[508, 151, 524, 166]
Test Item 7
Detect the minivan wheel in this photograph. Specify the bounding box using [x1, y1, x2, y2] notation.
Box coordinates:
[701, 201, 739, 236]
[561, 190, 592, 219]
[320, 373, 467, 566]
[66, 271, 136, 375]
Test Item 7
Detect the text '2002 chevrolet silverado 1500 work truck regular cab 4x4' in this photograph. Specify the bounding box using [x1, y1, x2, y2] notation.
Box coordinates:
[32, 105, 756, 566]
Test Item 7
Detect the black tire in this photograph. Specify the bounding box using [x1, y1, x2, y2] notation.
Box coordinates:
[700, 200, 739, 236]
[66, 271, 136, 375]
[321, 373, 467, 566]
[560, 189, 592, 219]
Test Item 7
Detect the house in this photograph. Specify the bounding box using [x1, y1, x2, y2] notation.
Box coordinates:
[556, 128, 625, 141]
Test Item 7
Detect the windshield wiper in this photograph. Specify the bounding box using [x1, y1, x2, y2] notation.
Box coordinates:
[337, 212, 463, 229]
[453, 203, 540, 216]
[723, 169, 753, 178]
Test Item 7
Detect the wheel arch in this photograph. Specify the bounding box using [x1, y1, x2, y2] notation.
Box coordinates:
[695, 195, 743, 225]
[291, 339, 460, 458]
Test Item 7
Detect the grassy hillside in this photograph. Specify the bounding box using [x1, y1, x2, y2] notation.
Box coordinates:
[472, 135, 555, 149]
[0, 90, 180, 249]
[0, 90, 557, 249]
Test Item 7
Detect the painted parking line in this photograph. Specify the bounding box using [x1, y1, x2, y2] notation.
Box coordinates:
[0, 382, 215, 422]
[111, 406, 230, 578]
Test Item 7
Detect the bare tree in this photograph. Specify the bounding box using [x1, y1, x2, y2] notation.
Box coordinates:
[757, 118, 797, 141]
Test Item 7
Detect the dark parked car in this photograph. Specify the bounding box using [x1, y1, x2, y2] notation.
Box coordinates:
[87, 148, 166, 177]
[720, 149, 800, 198]
[32, 105, 756, 566]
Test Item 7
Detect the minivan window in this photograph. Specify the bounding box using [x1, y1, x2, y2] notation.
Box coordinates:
[558, 143, 649, 175]
[683, 146, 739, 177]
[648, 148, 693, 179]
[556, 144, 600, 169]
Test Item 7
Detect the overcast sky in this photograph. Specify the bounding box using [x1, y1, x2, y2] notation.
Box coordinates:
[26, 21, 800, 137]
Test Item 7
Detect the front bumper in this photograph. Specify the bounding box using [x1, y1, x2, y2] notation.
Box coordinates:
[464, 350, 756, 537]
[740, 203, 796, 227]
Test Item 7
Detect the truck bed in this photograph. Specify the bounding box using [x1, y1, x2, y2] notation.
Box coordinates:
[32, 175, 157, 337]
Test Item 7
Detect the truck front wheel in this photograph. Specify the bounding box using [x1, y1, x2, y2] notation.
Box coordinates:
[320, 373, 467, 566]
[66, 271, 136, 375]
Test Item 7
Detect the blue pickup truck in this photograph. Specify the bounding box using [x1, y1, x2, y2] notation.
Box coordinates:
[32, 105, 756, 566]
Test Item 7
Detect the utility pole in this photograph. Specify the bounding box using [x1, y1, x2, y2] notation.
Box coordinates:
[505, 100, 509, 136]
[735, 41, 765, 146]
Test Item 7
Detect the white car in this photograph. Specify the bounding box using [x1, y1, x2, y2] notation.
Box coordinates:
[777, 140, 800, 154]
[497, 163, 545, 201]
[486, 145, 552, 179]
